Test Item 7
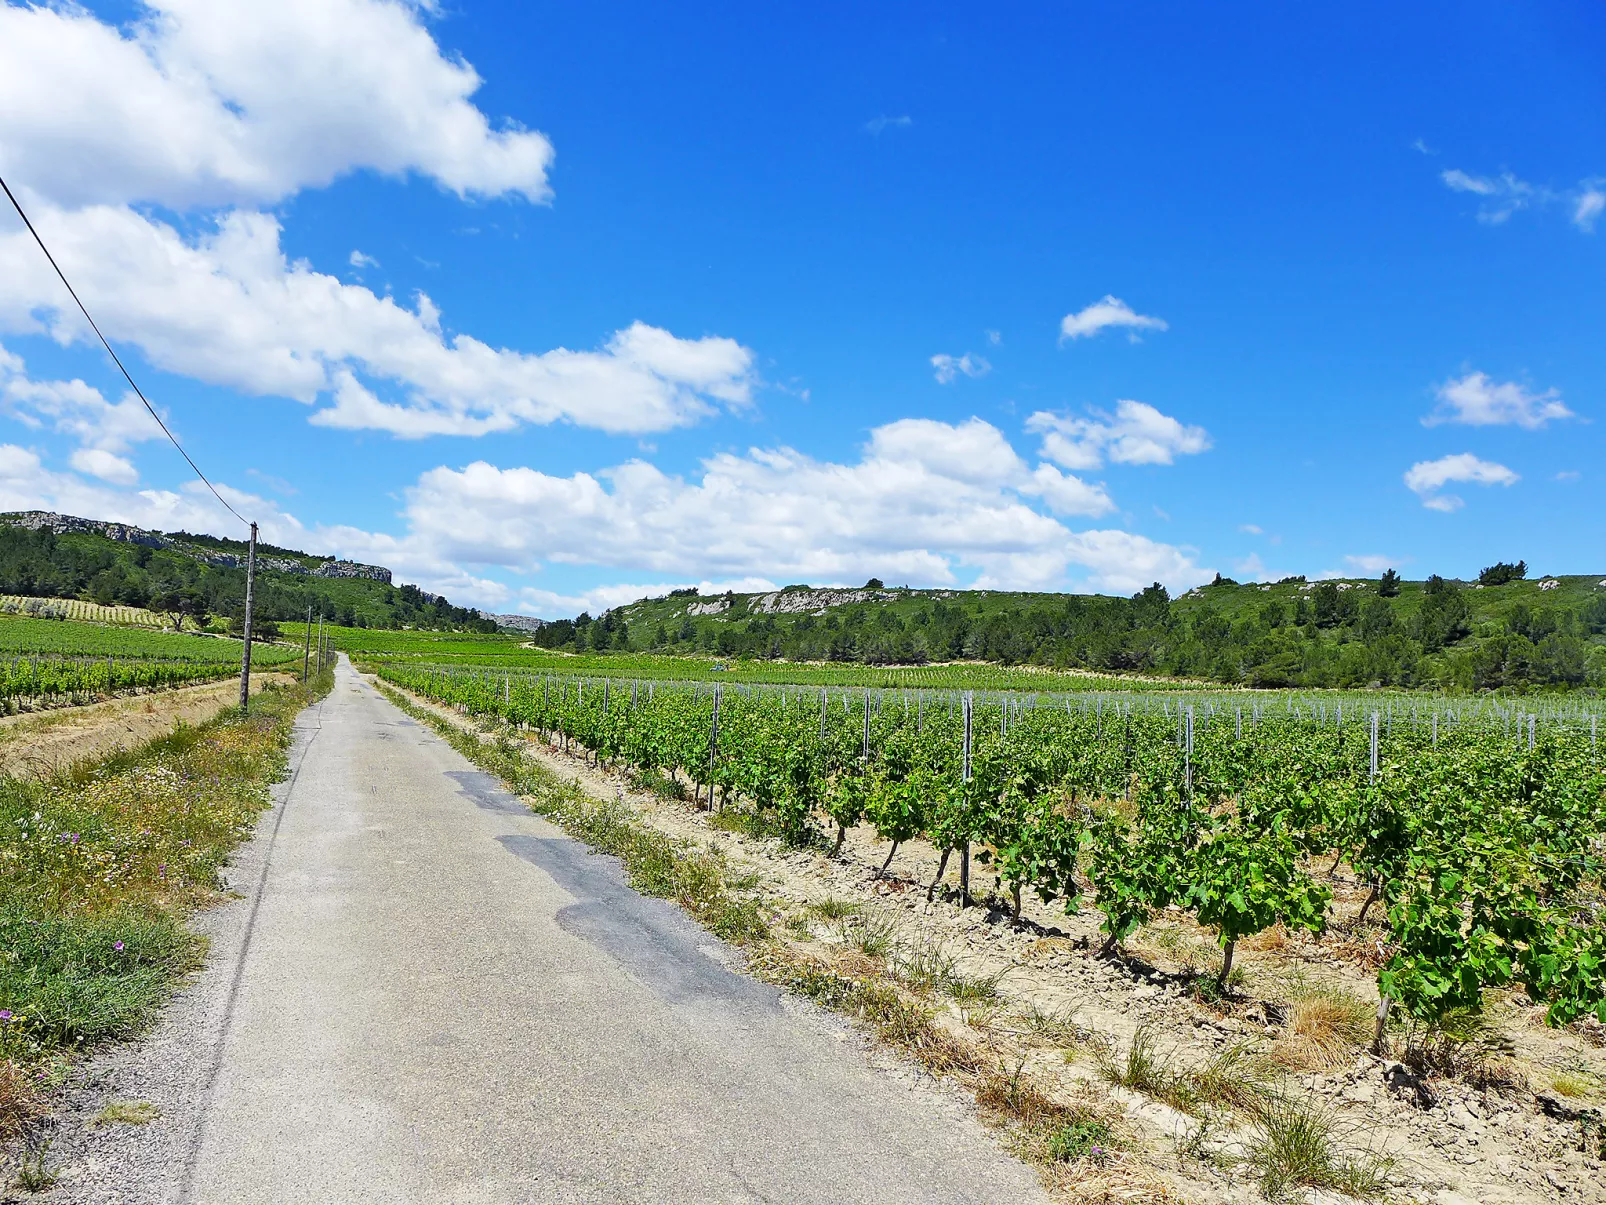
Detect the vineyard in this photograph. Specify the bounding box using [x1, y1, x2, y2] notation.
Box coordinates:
[0, 615, 303, 711]
[377, 662, 1606, 1037]
[317, 623, 1216, 692]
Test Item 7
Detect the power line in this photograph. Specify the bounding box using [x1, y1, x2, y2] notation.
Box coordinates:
[0, 173, 250, 529]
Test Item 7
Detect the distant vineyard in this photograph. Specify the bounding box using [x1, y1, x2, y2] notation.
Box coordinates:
[0, 615, 303, 712]
[0, 595, 165, 627]
[382, 663, 1606, 1033]
[335, 627, 1215, 693]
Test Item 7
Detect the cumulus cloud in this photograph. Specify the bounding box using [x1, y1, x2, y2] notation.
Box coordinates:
[929, 352, 990, 384]
[0, 206, 756, 437]
[316, 417, 1202, 601]
[0, 344, 168, 481]
[0, 1, 751, 441]
[1059, 296, 1168, 342]
[1027, 400, 1210, 470]
[0, 0, 553, 209]
[1403, 452, 1519, 512]
[1425, 371, 1573, 429]
[0, 440, 301, 541]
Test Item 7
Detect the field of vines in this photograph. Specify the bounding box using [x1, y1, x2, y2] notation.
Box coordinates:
[0, 615, 303, 710]
[318, 623, 1212, 693]
[378, 662, 1606, 1037]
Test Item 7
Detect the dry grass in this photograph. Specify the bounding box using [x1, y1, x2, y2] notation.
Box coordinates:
[1044, 1159, 1184, 1205]
[0, 1061, 42, 1144]
[1273, 986, 1374, 1070]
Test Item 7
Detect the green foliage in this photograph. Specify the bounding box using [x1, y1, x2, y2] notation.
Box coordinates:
[511, 571, 1606, 692]
[382, 661, 1606, 1031]
[0, 519, 490, 631]
[1479, 560, 1528, 587]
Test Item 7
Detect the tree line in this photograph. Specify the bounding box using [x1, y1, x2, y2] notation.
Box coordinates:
[530, 569, 1606, 692]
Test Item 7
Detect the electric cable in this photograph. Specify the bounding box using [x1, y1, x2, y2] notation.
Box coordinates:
[0, 173, 250, 528]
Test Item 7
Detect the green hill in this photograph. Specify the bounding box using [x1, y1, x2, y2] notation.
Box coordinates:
[525, 569, 1606, 692]
[0, 512, 494, 633]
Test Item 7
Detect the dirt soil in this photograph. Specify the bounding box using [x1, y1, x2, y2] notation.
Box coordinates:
[0, 674, 295, 779]
[390, 680, 1606, 1205]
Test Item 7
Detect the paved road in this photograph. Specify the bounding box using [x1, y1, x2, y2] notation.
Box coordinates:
[182, 660, 1047, 1204]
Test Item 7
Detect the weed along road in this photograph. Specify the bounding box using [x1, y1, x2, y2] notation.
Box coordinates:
[182, 658, 1045, 1204]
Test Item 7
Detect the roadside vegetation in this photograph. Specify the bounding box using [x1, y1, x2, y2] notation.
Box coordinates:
[0, 672, 331, 1164]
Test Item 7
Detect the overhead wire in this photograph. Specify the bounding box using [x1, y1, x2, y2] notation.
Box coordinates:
[0, 173, 250, 529]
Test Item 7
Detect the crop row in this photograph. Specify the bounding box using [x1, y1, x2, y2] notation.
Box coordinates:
[379, 664, 1606, 1033]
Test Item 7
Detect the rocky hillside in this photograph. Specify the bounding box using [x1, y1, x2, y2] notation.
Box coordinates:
[1, 511, 392, 581]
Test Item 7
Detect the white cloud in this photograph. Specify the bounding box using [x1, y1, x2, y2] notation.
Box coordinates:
[0, 1, 754, 442]
[69, 448, 140, 486]
[1441, 167, 1605, 232]
[1441, 169, 1535, 224]
[0, 343, 168, 474]
[1344, 554, 1397, 575]
[1239, 523, 1263, 535]
[1028, 400, 1210, 470]
[1555, 470, 1581, 482]
[1575, 188, 1605, 233]
[929, 352, 990, 384]
[1403, 452, 1519, 512]
[0, 206, 756, 437]
[0, 0, 553, 209]
[313, 417, 1201, 603]
[0, 441, 303, 543]
[985, 329, 1002, 346]
[1059, 296, 1168, 342]
[864, 115, 913, 135]
[1425, 371, 1573, 429]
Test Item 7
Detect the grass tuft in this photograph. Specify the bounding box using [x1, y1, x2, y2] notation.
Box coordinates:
[1274, 987, 1373, 1070]
[809, 896, 861, 920]
[1244, 1094, 1391, 1201]
[1098, 1025, 1274, 1116]
[91, 1098, 159, 1127]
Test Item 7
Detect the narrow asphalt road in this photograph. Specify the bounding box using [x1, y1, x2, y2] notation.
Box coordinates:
[182, 660, 1047, 1204]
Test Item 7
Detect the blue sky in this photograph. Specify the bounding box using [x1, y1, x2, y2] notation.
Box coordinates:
[0, 1, 1601, 616]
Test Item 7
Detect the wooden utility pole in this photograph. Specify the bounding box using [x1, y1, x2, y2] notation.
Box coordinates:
[238, 522, 257, 713]
[301, 604, 313, 684]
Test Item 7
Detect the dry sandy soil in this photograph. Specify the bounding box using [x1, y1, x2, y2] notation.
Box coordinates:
[389, 678, 1606, 1205]
[0, 674, 295, 779]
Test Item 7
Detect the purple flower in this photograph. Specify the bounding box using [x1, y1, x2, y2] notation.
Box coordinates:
[0, 1010, 12, 1021]
[113, 941, 125, 952]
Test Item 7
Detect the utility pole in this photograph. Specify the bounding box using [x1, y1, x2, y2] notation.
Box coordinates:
[301, 603, 312, 684]
[238, 522, 257, 713]
[317, 612, 325, 674]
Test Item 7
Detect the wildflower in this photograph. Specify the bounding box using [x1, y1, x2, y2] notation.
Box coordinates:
[0, 1010, 12, 1021]
[113, 941, 125, 952]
